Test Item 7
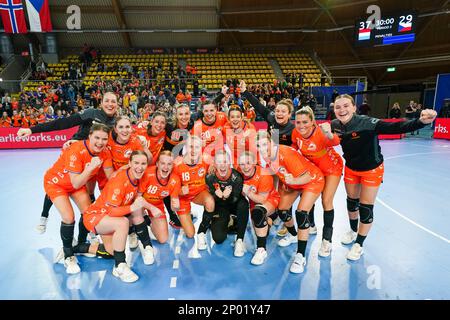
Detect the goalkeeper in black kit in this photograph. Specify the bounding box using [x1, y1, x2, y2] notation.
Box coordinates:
[197, 150, 250, 257]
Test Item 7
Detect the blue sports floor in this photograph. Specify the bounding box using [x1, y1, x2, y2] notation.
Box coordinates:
[1, 136, 449, 300]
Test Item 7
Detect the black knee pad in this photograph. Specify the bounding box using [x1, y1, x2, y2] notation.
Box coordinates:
[295, 210, 310, 230]
[359, 203, 374, 224]
[251, 206, 268, 228]
[278, 209, 292, 222]
[346, 197, 360, 212]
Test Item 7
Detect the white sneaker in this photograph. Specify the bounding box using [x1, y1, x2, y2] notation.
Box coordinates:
[347, 243, 363, 261]
[278, 233, 297, 247]
[112, 263, 139, 283]
[341, 230, 357, 245]
[64, 256, 81, 274]
[318, 239, 332, 257]
[309, 225, 317, 235]
[251, 248, 268, 265]
[36, 217, 48, 234]
[290, 253, 306, 274]
[139, 242, 155, 265]
[128, 232, 138, 249]
[197, 232, 207, 250]
[233, 238, 245, 257]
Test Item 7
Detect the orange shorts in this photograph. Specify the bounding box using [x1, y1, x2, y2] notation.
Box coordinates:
[315, 154, 343, 177]
[282, 176, 325, 195]
[83, 209, 108, 233]
[344, 164, 384, 187]
[178, 195, 196, 215]
[250, 189, 280, 210]
[44, 173, 87, 202]
[144, 204, 166, 220]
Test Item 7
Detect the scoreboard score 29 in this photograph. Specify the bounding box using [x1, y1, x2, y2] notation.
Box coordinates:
[355, 12, 417, 46]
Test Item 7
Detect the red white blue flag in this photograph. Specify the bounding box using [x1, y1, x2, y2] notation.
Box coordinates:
[25, 0, 52, 32]
[0, 0, 28, 33]
[358, 28, 371, 41]
[398, 21, 412, 33]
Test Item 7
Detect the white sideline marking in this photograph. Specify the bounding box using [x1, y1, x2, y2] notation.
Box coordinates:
[170, 277, 177, 288]
[376, 198, 450, 244]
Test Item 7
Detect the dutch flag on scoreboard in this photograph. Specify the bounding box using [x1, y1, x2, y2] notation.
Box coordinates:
[25, 0, 52, 32]
[358, 28, 371, 41]
[398, 21, 412, 33]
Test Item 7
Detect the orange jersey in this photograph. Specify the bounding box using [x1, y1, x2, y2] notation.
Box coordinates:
[107, 132, 144, 171]
[193, 112, 228, 150]
[140, 166, 181, 209]
[12, 115, 21, 127]
[83, 169, 140, 232]
[29, 118, 38, 126]
[242, 165, 280, 209]
[291, 126, 343, 176]
[173, 155, 211, 198]
[224, 121, 257, 167]
[21, 116, 30, 128]
[0, 117, 11, 127]
[136, 128, 166, 163]
[266, 145, 324, 191]
[44, 140, 113, 194]
[37, 114, 46, 124]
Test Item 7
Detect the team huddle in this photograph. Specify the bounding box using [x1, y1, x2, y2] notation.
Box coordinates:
[17, 81, 437, 283]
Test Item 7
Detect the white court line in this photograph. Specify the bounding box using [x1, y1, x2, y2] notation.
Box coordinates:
[168, 298, 175, 300]
[175, 246, 181, 254]
[384, 151, 450, 160]
[376, 198, 450, 244]
[170, 277, 177, 288]
[173, 259, 179, 269]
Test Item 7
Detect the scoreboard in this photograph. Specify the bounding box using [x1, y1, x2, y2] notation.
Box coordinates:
[355, 12, 417, 46]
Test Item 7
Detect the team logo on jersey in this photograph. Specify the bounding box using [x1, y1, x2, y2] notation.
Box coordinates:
[307, 142, 317, 151]
[161, 191, 169, 197]
[351, 132, 359, 139]
[158, 137, 164, 144]
[70, 155, 77, 162]
[198, 168, 205, 176]
[113, 188, 121, 195]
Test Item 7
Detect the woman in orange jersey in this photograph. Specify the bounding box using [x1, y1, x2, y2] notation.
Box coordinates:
[223, 105, 257, 168]
[140, 150, 181, 244]
[172, 135, 215, 238]
[0, 111, 11, 127]
[20, 111, 30, 128]
[292, 106, 343, 257]
[256, 131, 324, 274]
[136, 111, 166, 164]
[82, 151, 160, 283]
[107, 116, 151, 172]
[238, 151, 280, 266]
[44, 124, 113, 275]
[192, 99, 229, 158]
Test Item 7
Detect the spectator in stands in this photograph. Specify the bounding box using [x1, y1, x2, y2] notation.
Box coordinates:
[176, 90, 186, 103]
[307, 94, 317, 113]
[326, 103, 336, 120]
[331, 89, 339, 103]
[358, 99, 371, 115]
[0, 111, 11, 127]
[405, 102, 417, 135]
[293, 93, 301, 112]
[389, 102, 402, 119]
